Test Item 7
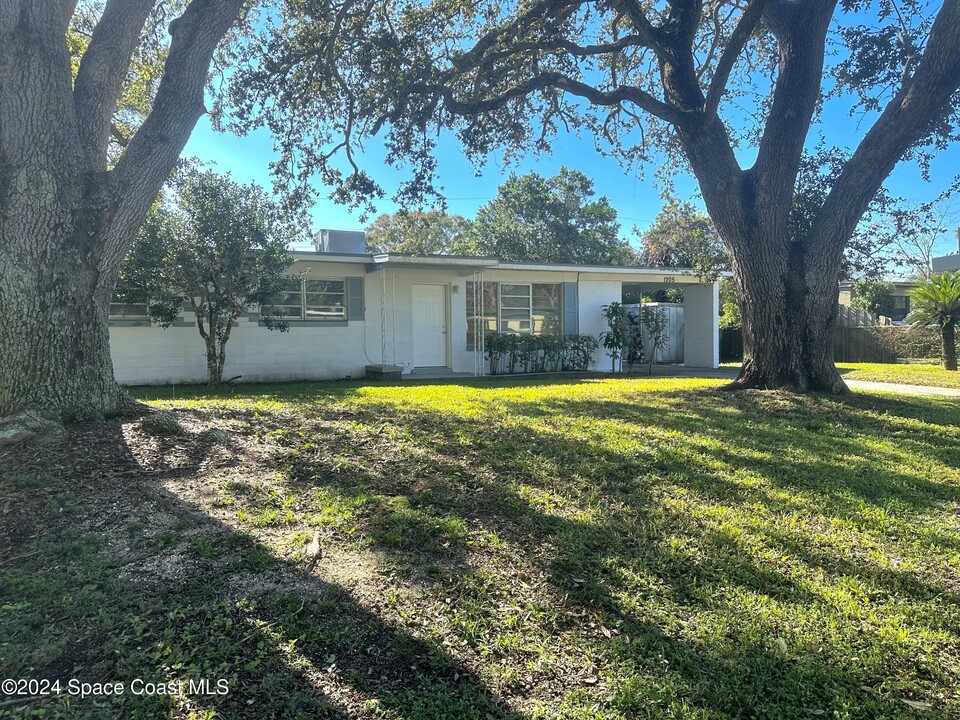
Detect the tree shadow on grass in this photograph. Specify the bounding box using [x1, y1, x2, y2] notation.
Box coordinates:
[0, 420, 523, 720]
[235, 382, 959, 601]
[5, 382, 958, 719]
[497, 388, 960, 512]
[201, 387, 959, 717]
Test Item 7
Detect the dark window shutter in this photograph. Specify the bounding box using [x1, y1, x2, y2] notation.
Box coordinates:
[563, 282, 578, 335]
[346, 277, 364, 321]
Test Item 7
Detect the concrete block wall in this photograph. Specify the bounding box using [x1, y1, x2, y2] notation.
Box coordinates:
[109, 259, 721, 385]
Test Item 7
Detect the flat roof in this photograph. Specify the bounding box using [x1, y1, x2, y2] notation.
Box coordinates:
[497, 260, 709, 276]
[290, 251, 370, 263]
[289, 249, 717, 279]
[369, 253, 500, 270]
[839, 280, 919, 287]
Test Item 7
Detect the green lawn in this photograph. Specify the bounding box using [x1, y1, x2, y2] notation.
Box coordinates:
[721, 362, 960, 389]
[837, 363, 960, 389]
[2, 377, 959, 719]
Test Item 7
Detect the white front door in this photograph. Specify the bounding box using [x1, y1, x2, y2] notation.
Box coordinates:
[412, 284, 447, 367]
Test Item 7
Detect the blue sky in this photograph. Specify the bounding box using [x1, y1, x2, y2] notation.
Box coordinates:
[183, 63, 960, 259]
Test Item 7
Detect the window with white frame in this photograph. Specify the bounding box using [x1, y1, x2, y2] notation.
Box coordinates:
[265, 278, 346, 321]
[466, 282, 562, 348]
[499, 283, 532, 333]
[304, 279, 346, 320]
[108, 302, 150, 320]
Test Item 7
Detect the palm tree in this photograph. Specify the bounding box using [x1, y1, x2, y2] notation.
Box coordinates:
[907, 272, 960, 371]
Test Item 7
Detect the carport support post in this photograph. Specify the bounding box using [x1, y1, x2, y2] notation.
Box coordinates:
[683, 282, 720, 368]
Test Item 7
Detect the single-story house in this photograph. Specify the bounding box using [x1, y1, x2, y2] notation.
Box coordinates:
[838, 280, 917, 323]
[109, 243, 720, 385]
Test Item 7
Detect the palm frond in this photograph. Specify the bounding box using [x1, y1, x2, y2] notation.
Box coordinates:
[906, 272, 960, 328]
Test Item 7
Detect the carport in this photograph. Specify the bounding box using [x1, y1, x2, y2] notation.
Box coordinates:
[621, 278, 719, 369]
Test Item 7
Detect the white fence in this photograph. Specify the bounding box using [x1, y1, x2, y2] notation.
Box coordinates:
[837, 305, 878, 327]
[622, 303, 684, 364]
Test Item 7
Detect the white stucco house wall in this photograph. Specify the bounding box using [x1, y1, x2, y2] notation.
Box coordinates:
[108, 248, 720, 386]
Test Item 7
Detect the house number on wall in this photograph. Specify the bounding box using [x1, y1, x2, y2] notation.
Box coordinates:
[662, 277, 676, 283]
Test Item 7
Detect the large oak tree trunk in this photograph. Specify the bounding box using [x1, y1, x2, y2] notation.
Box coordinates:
[730, 241, 846, 392]
[0, 226, 124, 420]
[0, 3, 123, 421]
[0, 0, 246, 433]
[653, 0, 960, 394]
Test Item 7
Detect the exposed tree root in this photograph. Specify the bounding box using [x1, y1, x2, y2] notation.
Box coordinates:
[0, 412, 65, 447]
[118, 390, 151, 417]
[719, 370, 850, 395]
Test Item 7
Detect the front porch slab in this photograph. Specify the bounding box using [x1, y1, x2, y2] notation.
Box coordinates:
[365, 364, 405, 380]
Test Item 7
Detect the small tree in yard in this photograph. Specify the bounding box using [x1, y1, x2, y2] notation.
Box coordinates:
[600, 302, 629, 373]
[623, 311, 644, 373]
[907, 272, 960, 371]
[642, 307, 671, 375]
[851, 280, 896, 318]
[118, 169, 296, 384]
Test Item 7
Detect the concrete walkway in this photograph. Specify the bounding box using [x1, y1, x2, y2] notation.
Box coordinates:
[649, 365, 960, 398]
[397, 364, 959, 397]
[840, 379, 960, 397]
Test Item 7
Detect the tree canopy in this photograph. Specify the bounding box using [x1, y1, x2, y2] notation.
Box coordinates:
[365, 211, 472, 254]
[116, 168, 297, 384]
[465, 169, 632, 264]
[224, 0, 960, 392]
[636, 199, 728, 281]
[227, 0, 960, 215]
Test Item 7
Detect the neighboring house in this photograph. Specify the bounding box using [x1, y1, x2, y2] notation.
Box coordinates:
[931, 234, 960, 271]
[932, 254, 960, 273]
[838, 280, 917, 323]
[109, 235, 721, 385]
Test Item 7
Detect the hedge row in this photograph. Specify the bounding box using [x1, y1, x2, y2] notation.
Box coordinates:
[484, 333, 599, 374]
[867, 326, 942, 360]
[720, 325, 945, 363]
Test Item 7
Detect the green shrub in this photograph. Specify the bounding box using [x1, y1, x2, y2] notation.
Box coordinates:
[484, 333, 598, 374]
[867, 326, 942, 360]
[600, 302, 645, 372]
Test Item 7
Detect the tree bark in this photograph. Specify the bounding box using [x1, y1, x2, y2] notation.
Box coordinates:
[0, 2, 121, 421]
[650, 0, 959, 393]
[205, 334, 219, 385]
[941, 322, 957, 371]
[727, 234, 847, 392]
[216, 317, 236, 384]
[0, 0, 246, 426]
[0, 233, 124, 420]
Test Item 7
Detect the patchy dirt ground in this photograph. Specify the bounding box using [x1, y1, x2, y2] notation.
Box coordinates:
[0, 405, 575, 719]
[2, 379, 960, 719]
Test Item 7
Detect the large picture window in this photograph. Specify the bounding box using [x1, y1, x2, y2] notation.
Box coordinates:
[304, 279, 346, 320]
[466, 282, 562, 348]
[265, 278, 346, 321]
